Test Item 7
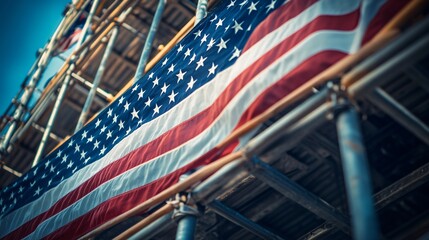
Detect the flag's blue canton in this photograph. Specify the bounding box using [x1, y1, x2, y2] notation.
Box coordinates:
[0, 0, 283, 217]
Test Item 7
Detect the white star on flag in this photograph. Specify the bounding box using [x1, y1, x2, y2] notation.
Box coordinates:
[232, 20, 243, 34]
[153, 104, 161, 116]
[196, 56, 207, 70]
[168, 90, 178, 103]
[131, 108, 140, 119]
[187, 76, 197, 91]
[176, 69, 186, 82]
[216, 38, 229, 53]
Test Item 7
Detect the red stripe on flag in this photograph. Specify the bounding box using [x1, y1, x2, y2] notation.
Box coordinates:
[243, 0, 318, 52]
[361, 0, 408, 45]
[237, 50, 347, 127]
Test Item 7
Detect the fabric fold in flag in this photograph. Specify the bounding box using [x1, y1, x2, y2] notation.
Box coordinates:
[0, 0, 404, 239]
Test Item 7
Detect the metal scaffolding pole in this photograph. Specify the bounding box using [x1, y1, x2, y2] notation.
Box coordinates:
[134, 0, 166, 82]
[74, 4, 136, 132]
[12, 92, 56, 143]
[342, 16, 429, 88]
[250, 156, 350, 234]
[33, 66, 75, 167]
[192, 88, 332, 203]
[128, 212, 174, 240]
[192, 160, 248, 204]
[32, 0, 100, 166]
[71, 73, 113, 100]
[348, 32, 429, 97]
[208, 200, 284, 240]
[74, 26, 119, 131]
[368, 88, 429, 146]
[1, 41, 45, 131]
[336, 107, 380, 240]
[173, 204, 199, 240]
[244, 87, 329, 157]
[194, 0, 208, 26]
[1, 161, 22, 177]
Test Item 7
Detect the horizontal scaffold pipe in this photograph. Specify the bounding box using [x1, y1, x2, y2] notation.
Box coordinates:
[342, 16, 429, 88]
[208, 200, 285, 240]
[375, 0, 429, 40]
[119, 96, 338, 239]
[368, 88, 429, 146]
[251, 156, 350, 234]
[113, 203, 176, 240]
[347, 32, 429, 97]
[1, 163, 22, 177]
[192, 87, 332, 205]
[128, 211, 174, 240]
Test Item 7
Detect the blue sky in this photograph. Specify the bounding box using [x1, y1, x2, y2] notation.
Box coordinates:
[0, 0, 70, 116]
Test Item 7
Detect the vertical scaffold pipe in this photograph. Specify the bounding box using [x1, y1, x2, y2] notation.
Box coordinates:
[174, 204, 199, 240]
[74, 0, 100, 50]
[134, 0, 166, 82]
[74, 25, 119, 132]
[32, 0, 100, 166]
[336, 107, 380, 240]
[74, 3, 136, 132]
[195, 0, 208, 26]
[0, 9, 71, 155]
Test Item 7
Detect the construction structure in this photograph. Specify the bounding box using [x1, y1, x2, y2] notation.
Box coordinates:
[1, 0, 429, 239]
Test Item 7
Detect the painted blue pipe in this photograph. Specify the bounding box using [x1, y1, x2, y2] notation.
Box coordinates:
[336, 108, 380, 240]
[174, 204, 198, 240]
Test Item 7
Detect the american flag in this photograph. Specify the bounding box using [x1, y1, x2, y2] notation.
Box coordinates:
[0, 0, 403, 239]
